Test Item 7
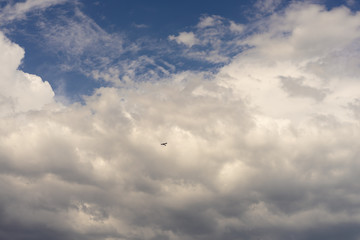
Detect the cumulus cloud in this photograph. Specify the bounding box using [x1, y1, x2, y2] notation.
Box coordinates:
[220, 3, 360, 122]
[0, 32, 54, 116]
[2, 2, 360, 240]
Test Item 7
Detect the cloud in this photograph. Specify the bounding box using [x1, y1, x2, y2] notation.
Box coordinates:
[132, 23, 149, 29]
[0, 0, 68, 23]
[196, 15, 223, 28]
[254, 0, 283, 16]
[169, 31, 199, 47]
[229, 21, 244, 33]
[39, 8, 126, 69]
[0, 31, 54, 116]
[244, 3, 360, 60]
[280, 76, 329, 101]
[2, 2, 360, 240]
[168, 15, 246, 64]
[220, 2, 360, 121]
[25, 4, 174, 89]
[30, 4, 147, 90]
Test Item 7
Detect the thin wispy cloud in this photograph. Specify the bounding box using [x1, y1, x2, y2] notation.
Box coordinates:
[39, 7, 127, 71]
[169, 15, 247, 64]
[132, 23, 149, 28]
[254, 0, 283, 16]
[0, 0, 68, 23]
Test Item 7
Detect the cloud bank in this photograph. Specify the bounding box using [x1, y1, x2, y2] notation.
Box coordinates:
[1, 2, 360, 240]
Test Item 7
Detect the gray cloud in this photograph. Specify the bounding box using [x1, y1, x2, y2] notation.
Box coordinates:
[280, 76, 329, 101]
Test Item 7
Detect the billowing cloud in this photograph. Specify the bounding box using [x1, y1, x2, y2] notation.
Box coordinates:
[0, 32, 54, 116]
[218, 2, 360, 122]
[1, 2, 360, 240]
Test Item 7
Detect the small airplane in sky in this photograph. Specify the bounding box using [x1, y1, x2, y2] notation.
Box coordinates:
[161, 142, 167, 146]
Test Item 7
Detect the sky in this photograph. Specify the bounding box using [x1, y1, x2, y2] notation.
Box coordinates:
[1, 0, 360, 239]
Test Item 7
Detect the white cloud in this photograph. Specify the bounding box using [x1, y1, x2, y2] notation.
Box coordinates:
[220, 3, 360, 122]
[229, 20, 244, 33]
[2, 2, 360, 240]
[0, 0, 68, 23]
[254, 0, 283, 16]
[168, 16, 245, 63]
[197, 15, 223, 28]
[91, 67, 121, 86]
[168, 31, 199, 47]
[0, 32, 54, 116]
[245, 3, 360, 60]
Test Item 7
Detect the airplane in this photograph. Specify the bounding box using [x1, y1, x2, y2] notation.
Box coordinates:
[161, 142, 167, 146]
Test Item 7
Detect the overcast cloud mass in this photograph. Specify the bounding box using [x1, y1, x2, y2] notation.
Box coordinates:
[1, 0, 360, 239]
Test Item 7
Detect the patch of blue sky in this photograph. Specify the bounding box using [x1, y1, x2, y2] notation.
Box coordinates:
[80, 0, 252, 37]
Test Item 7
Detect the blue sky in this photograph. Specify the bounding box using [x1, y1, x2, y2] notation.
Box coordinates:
[2, 0, 360, 239]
